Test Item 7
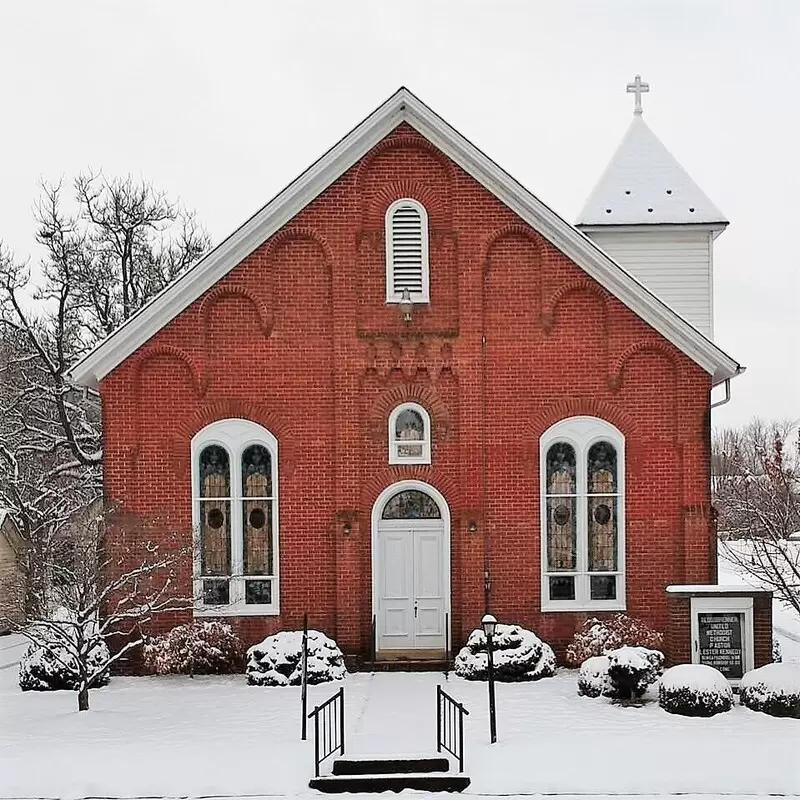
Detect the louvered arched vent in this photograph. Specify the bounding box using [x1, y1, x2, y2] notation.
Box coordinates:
[385, 199, 430, 303]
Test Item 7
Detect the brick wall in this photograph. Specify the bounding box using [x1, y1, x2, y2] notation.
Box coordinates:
[100, 124, 715, 666]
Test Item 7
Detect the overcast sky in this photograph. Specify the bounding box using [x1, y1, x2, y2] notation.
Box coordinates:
[2, 1, 797, 428]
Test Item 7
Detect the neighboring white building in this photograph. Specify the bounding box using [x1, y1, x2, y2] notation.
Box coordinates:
[577, 76, 727, 340]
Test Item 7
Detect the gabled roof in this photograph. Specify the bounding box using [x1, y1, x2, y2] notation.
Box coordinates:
[69, 88, 741, 388]
[577, 115, 727, 227]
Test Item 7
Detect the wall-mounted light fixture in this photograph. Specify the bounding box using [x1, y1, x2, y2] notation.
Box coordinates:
[399, 288, 413, 324]
[468, 520, 478, 534]
[342, 522, 352, 535]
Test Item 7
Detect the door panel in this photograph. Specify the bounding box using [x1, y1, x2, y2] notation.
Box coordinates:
[378, 530, 413, 650]
[413, 528, 445, 647]
[376, 522, 446, 652]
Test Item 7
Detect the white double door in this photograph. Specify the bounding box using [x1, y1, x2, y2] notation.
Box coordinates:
[375, 522, 447, 653]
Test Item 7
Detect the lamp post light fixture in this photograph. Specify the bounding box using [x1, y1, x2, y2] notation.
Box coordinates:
[481, 613, 498, 744]
[399, 288, 414, 323]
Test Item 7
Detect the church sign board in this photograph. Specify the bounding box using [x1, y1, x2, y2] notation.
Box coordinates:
[697, 611, 745, 679]
[665, 586, 769, 685]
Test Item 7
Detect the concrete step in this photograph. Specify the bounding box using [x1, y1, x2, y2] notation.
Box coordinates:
[333, 755, 450, 775]
[309, 772, 470, 793]
[358, 660, 451, 672]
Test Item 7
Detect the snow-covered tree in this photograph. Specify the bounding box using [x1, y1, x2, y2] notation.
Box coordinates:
[713, 419, 800, 619]
[0, 173, 209, 615]
[4, 505, 191, 711]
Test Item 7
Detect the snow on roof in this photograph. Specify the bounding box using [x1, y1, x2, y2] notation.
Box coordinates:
[666, 584, 773, 594]
[577, 115, 727, 227]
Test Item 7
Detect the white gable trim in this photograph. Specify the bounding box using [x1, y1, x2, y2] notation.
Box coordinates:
[69, 88, 742, 388]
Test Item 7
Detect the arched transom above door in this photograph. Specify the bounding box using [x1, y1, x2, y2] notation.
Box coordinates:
[381, 489, 442, 519]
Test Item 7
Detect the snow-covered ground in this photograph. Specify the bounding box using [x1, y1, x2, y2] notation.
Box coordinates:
[2, 546, 798, 800]
[2, 661, 798, 799]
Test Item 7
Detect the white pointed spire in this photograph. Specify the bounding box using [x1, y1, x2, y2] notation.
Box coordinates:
[576, 115, 727, 226]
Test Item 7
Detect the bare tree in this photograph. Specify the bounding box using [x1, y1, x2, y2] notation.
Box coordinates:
[5, 506, 191, 711]
[0, 173, 209, 615]
[713, 419, 800, 619]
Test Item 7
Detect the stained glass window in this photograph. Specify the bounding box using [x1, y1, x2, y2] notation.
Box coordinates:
[199, 446, 231, 577]
[546, 443, 576, 573]
[381, 490, 441, 519]
[588, 442, 617, 573]
[541, 420, 624, 608]
[194, 420, 279, 610]
[389, 403, 431, 464]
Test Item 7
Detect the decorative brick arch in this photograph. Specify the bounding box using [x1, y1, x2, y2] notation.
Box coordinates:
[482, 223, 542, 271]
[541, 278, 610, 334]
[129, 345, 202, 465]
[263, 225, 334, 270]
[608, 340, 680, 393]
[166, 398, 298, 478]
[198, 285, 273, 391]
[524, 397, 645, 475]
[361, 467, 463, 514]
[365, 383, 453, 444]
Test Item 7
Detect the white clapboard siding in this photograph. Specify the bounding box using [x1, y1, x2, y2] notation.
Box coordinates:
[586, 229, 714, 339]
[386, 200, 429, 302]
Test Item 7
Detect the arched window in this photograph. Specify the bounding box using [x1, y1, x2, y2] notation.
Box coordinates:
[192, 419, 279, 614]
[385, 198, 430, 303]
[540, 417, 625, 611]
[388, 403, 432, 465]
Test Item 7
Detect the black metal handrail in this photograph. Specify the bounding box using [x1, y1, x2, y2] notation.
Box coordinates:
[308, 686, 345, 777]
[436, 684, 469, 772]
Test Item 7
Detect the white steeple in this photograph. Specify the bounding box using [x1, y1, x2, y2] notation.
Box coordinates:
[576, 75, 727, 339]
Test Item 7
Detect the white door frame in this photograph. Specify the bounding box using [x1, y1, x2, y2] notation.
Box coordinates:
[371, 479, 451, 652]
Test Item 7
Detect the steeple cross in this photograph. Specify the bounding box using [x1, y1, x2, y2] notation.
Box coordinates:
[626, 74, 650, 116]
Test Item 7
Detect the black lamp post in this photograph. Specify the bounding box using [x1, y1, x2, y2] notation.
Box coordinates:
[481, 613, 498, 744]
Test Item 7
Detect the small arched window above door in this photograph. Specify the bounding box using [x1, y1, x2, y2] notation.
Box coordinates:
[381, 489, 442, 519]
[388, 402, 431, 465]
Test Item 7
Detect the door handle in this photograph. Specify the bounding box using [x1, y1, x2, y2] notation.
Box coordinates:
[414, 603, 418, 618]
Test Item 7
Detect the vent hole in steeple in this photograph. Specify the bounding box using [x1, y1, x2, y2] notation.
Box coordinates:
[689, 207, 695, 213]
[647, 208, 653, 213]
[624, 190, 631, 195]
[666, 189, 672, 195]
[605, 208, 612, 214]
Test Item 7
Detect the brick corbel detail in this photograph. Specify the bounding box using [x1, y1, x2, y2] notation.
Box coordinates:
[608, 340, 680, 394]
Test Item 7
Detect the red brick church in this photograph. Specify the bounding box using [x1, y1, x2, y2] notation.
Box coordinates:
[71, 84, 742, 665]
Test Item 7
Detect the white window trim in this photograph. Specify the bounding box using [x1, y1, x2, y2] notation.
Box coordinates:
[191, 418, 279, 616]
[385, 198, 430, 304]
[388, 402, 432, 465]
[540, 416, 626, 612]
[690, 596, 754, 686]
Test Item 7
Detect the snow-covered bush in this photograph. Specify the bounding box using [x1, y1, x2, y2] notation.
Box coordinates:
[577, 655, 613, 698]
[606, 646, 663, 699]
[246, 630, 346, 686]
[565, 614, 664, 667]
[578, 647, 663, 700]
[658, 664, 733, 717]
[740, 663, 800, 718]
[19, 609, 111, 692]
[143, 621, 243, 676]
[454, 623, 556, 682]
